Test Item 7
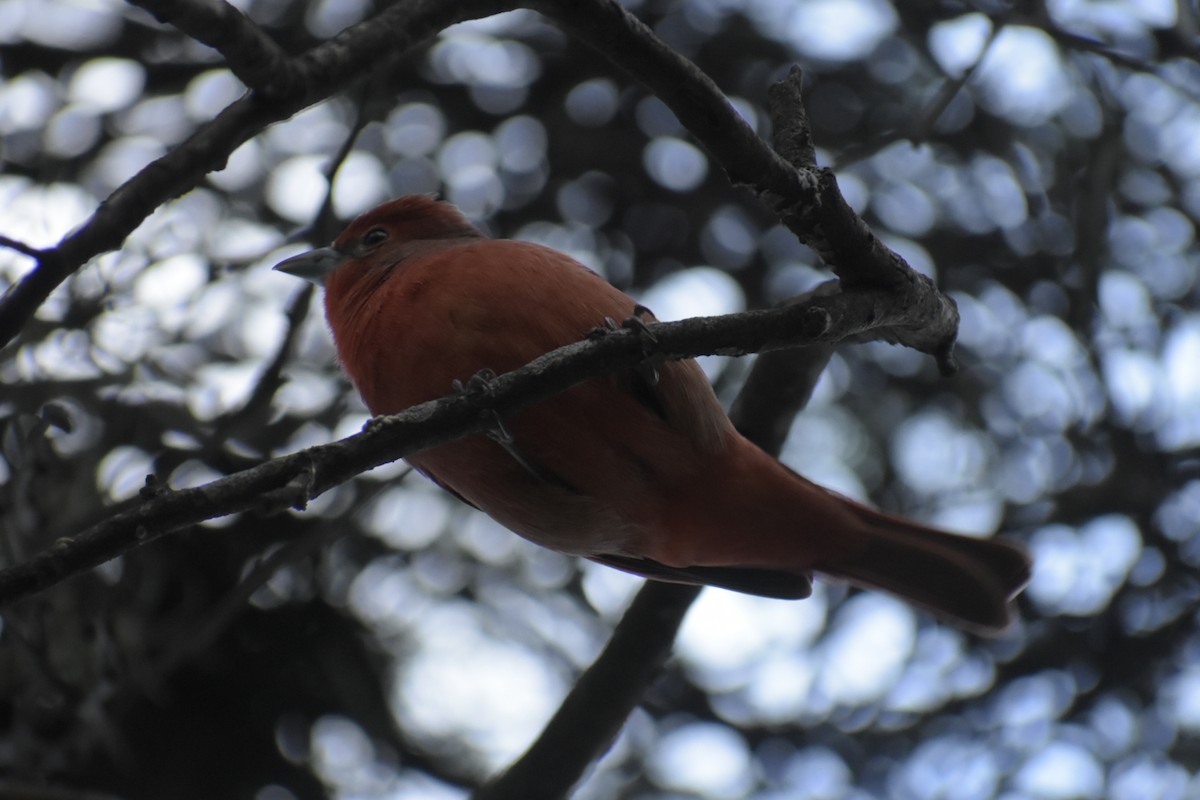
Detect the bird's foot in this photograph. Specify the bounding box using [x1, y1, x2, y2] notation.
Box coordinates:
[622, 304, 660, 385]
[451, 367, 499, 398]
[449, 368, 514, 443]
[615, 305, 662, 386]
[586, 304, 662, 385]
[624, 303, 657, 339]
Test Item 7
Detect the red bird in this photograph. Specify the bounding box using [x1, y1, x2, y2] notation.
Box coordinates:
[276, 196, 1030, 634]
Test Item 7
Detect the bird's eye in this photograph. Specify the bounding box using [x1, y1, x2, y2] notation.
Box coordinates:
[362, 227, 388, 247]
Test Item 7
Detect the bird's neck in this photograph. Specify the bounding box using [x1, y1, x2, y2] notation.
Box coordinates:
[322, 237, 478, 411]
[323, 262, 391, 403]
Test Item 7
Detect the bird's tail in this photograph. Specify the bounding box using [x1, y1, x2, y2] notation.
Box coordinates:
[814, 500, 1031, 636]
[635, 439, 1031, 635]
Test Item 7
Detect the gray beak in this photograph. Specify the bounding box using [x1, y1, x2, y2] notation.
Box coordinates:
[273, 246, 345, 286]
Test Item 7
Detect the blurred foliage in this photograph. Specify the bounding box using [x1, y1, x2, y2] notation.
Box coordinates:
[2, 0, 1200, 798]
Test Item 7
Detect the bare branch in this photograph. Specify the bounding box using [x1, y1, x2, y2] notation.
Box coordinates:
[530, 0, 804, 197]
[528, 3, 958, 366]
[211, 283, 313, 444]
[474, 581, 701, 800]
[0, 234, 44, 260]
[0, 292, 933, 607]
[475, 285, 831, 800]
[0, 0, 518, 349]
[729, 284, 840, 455]
[0, 0, 956, 384]
[126, 0, 290, 90]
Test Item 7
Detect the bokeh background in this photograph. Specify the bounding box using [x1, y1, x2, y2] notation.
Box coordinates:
[2, 0, 1199, 798]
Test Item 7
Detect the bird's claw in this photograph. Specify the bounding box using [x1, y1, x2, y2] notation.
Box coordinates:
[637, 363, 660, 387]
[628, 303, 657, 335]
[585, 306, 662, 384]
[587, 316, 620, 340]
[587, 306, 658, 346]
[450, 368, 512, 444]
[624, 305, 660, 385]
[451, 367, 499, 396]
[617, 305, 658, 350]
[485, 410, 514, 445]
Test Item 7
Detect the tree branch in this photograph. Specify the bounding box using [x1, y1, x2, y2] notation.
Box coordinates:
[0, 0, 516, 349]
[531, 2, 956, 368]
[126, 0, 291, 90]
[474, 581, 701, 800]
[729, 285, 840, 455]
[474, 287, 833, 800]
[210, 283, 313, 445]
[0, 292, 928, 607]
[0, 0, 956, 374]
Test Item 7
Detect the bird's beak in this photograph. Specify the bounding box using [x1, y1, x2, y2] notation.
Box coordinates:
[273, 246, 346, 286]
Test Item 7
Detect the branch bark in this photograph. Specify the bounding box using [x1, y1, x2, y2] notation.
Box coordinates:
[473, 581, 702, 800]
[0, 291, 928, 607]
[126, 0, 291, 89]
[0, 0, 956, 373]
[0, 0, 516, 349]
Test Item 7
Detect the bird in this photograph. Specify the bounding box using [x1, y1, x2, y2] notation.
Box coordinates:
[275, 195, 1031, 635]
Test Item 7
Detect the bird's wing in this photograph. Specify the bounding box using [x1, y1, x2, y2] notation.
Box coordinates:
[414, 467, 480, 509]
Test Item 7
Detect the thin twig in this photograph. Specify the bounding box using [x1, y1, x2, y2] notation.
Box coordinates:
[212, 283, 313, 444]
[0, 234, 44, 260]
[834, 18, 1008, 169]
[0, 0, 515, 349]
[125, 0, 290, 91]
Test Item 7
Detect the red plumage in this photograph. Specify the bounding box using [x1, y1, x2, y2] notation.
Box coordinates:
[276, 196, 1031, 635]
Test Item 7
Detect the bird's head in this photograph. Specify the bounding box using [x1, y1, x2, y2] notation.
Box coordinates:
[273, 195, 483, 287]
